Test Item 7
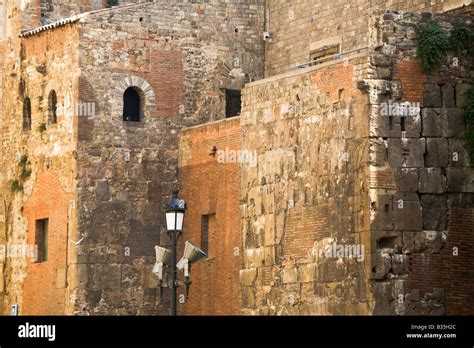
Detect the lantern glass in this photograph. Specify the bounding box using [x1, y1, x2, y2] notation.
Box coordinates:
[166, 210, 185, 232]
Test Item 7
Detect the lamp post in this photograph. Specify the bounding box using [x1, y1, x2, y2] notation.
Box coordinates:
[154, 189, 207, 316]
[164, 189, 186, 316]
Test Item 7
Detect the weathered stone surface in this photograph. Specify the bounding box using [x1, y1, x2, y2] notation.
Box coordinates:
[402, 231, 446, 254]
[425, 138, 448, 167]
[441, 84, 455, 108]
[393, 193, 422, 231]
[422, 108, 446, 137]
[455, 83, 471, 108]
[447, 168, 474, 192]
[421, 195, 447, 230]
[387, 139, 425, 168]
[424, 84, 442, 108]
[240, 269, 257, 287]
[419, 168, 447, 194]
[394, 168, 419, 192]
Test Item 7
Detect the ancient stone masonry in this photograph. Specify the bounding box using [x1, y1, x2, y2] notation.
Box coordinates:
[264, 0, 471, 77]
[238, 10, 473, 315]
[0, 0, 472, 317]
[0, 0, 264, 315]
[365, 11, 473, 315]
[239, 54, 374, 315]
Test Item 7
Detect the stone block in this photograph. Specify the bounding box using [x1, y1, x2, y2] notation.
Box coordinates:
[402, 231, 446, 254]
[447, 167, 474, 193]
[448, 139, 470, 167]
[240, 269, 257, 287]
[96, 180, 109, 201]
[387, 138, 425, 168]
[424, 84, 442, 107]
[394, 168, 419, 192]
[393, 193, 422, 231]
[425, 138, 448, 167]
[421, 194, 447, 230]
[371, 250, 391, 280]
[281, 266, 298, 284]
[371, 195, 394, 231]
[422, 108, 446, 137]
[419, 168, 446, 194]
[391, 254, 409, 275]
[446, 109, 466, 138]
[93, 264, 121, 290]
[441, 84, 455, 108]
[455, 83, 470, 108]
[298, 263, 317, 283]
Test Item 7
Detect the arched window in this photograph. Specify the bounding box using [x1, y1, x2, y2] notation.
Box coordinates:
[123, 87, 141, 122]
[23, 98, 32, 131]
[48, 90, 57, 124]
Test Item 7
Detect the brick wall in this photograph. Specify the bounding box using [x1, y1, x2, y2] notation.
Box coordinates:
[178, 118, 241, 315]
[0, 22, 79, 314]
[22, 171, 73, 315]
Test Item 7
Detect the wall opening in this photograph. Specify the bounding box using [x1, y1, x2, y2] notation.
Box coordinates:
[48, 90, 57, 124]
[35, 218, 49, 263]
[225, 90, 241, 118]
[123, 87, 142, 122]
[201, 214, 215, 256]
[23, 98, 32, 131]
[309, 44, 340, 66]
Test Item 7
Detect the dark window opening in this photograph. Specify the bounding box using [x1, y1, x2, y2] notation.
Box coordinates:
[225, 89, 241, 118]
[310, 44, 341, 66]
[201, 215, 209, 255]
[48, 90, 57, 124]
[201, 214, 215, 256]
[400, 117, 406, 132]
[35, 218, 49, 263]
[23, 98, 32, 131]
[123, 87, 142, 122]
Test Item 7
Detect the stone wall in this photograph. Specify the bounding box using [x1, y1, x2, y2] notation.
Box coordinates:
[0, 20, 80, 314]
[71, 0, 264, 315]
[263, 0, 472, 77]
[240, 54, 374, 315]
[16, 0, 143, 29]
[366, 11, 473, 315]
[239, 9, 473, 316]
[178, 117, 241, 315]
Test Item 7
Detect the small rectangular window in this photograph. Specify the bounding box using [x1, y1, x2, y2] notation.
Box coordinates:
[201, 214, 215, 256]
[201, 215, 209, 255]
[225, 90, 242, 118]
[309, 44, 340, 66]
[35, 218, 49, 263]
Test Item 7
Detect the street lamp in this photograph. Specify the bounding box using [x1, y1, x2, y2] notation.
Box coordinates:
[154, 189, 207, 316]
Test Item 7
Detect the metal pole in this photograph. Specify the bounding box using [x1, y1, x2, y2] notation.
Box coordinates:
[170, 232, 177, 316]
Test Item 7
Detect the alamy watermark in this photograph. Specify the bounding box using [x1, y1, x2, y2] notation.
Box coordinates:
[380, 100, 420, 117]
[311, 242, 365, 262]
[216, 147, 257, 167]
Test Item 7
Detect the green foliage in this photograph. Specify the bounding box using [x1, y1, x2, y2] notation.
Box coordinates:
[10, 154, 31, 194]
[465, 83, 474, 165]
[10, 180, 23, 193]
[107, 0, 118, 6]
[416, 22, 474, 72]
[416, 22, 450, 72]
[37, 122, 47, 133]
[18, 154, 28, 167]
[449, 24, 474, 54]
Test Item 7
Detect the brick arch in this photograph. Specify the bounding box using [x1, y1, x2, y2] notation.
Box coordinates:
[111, 75, 156, 121]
